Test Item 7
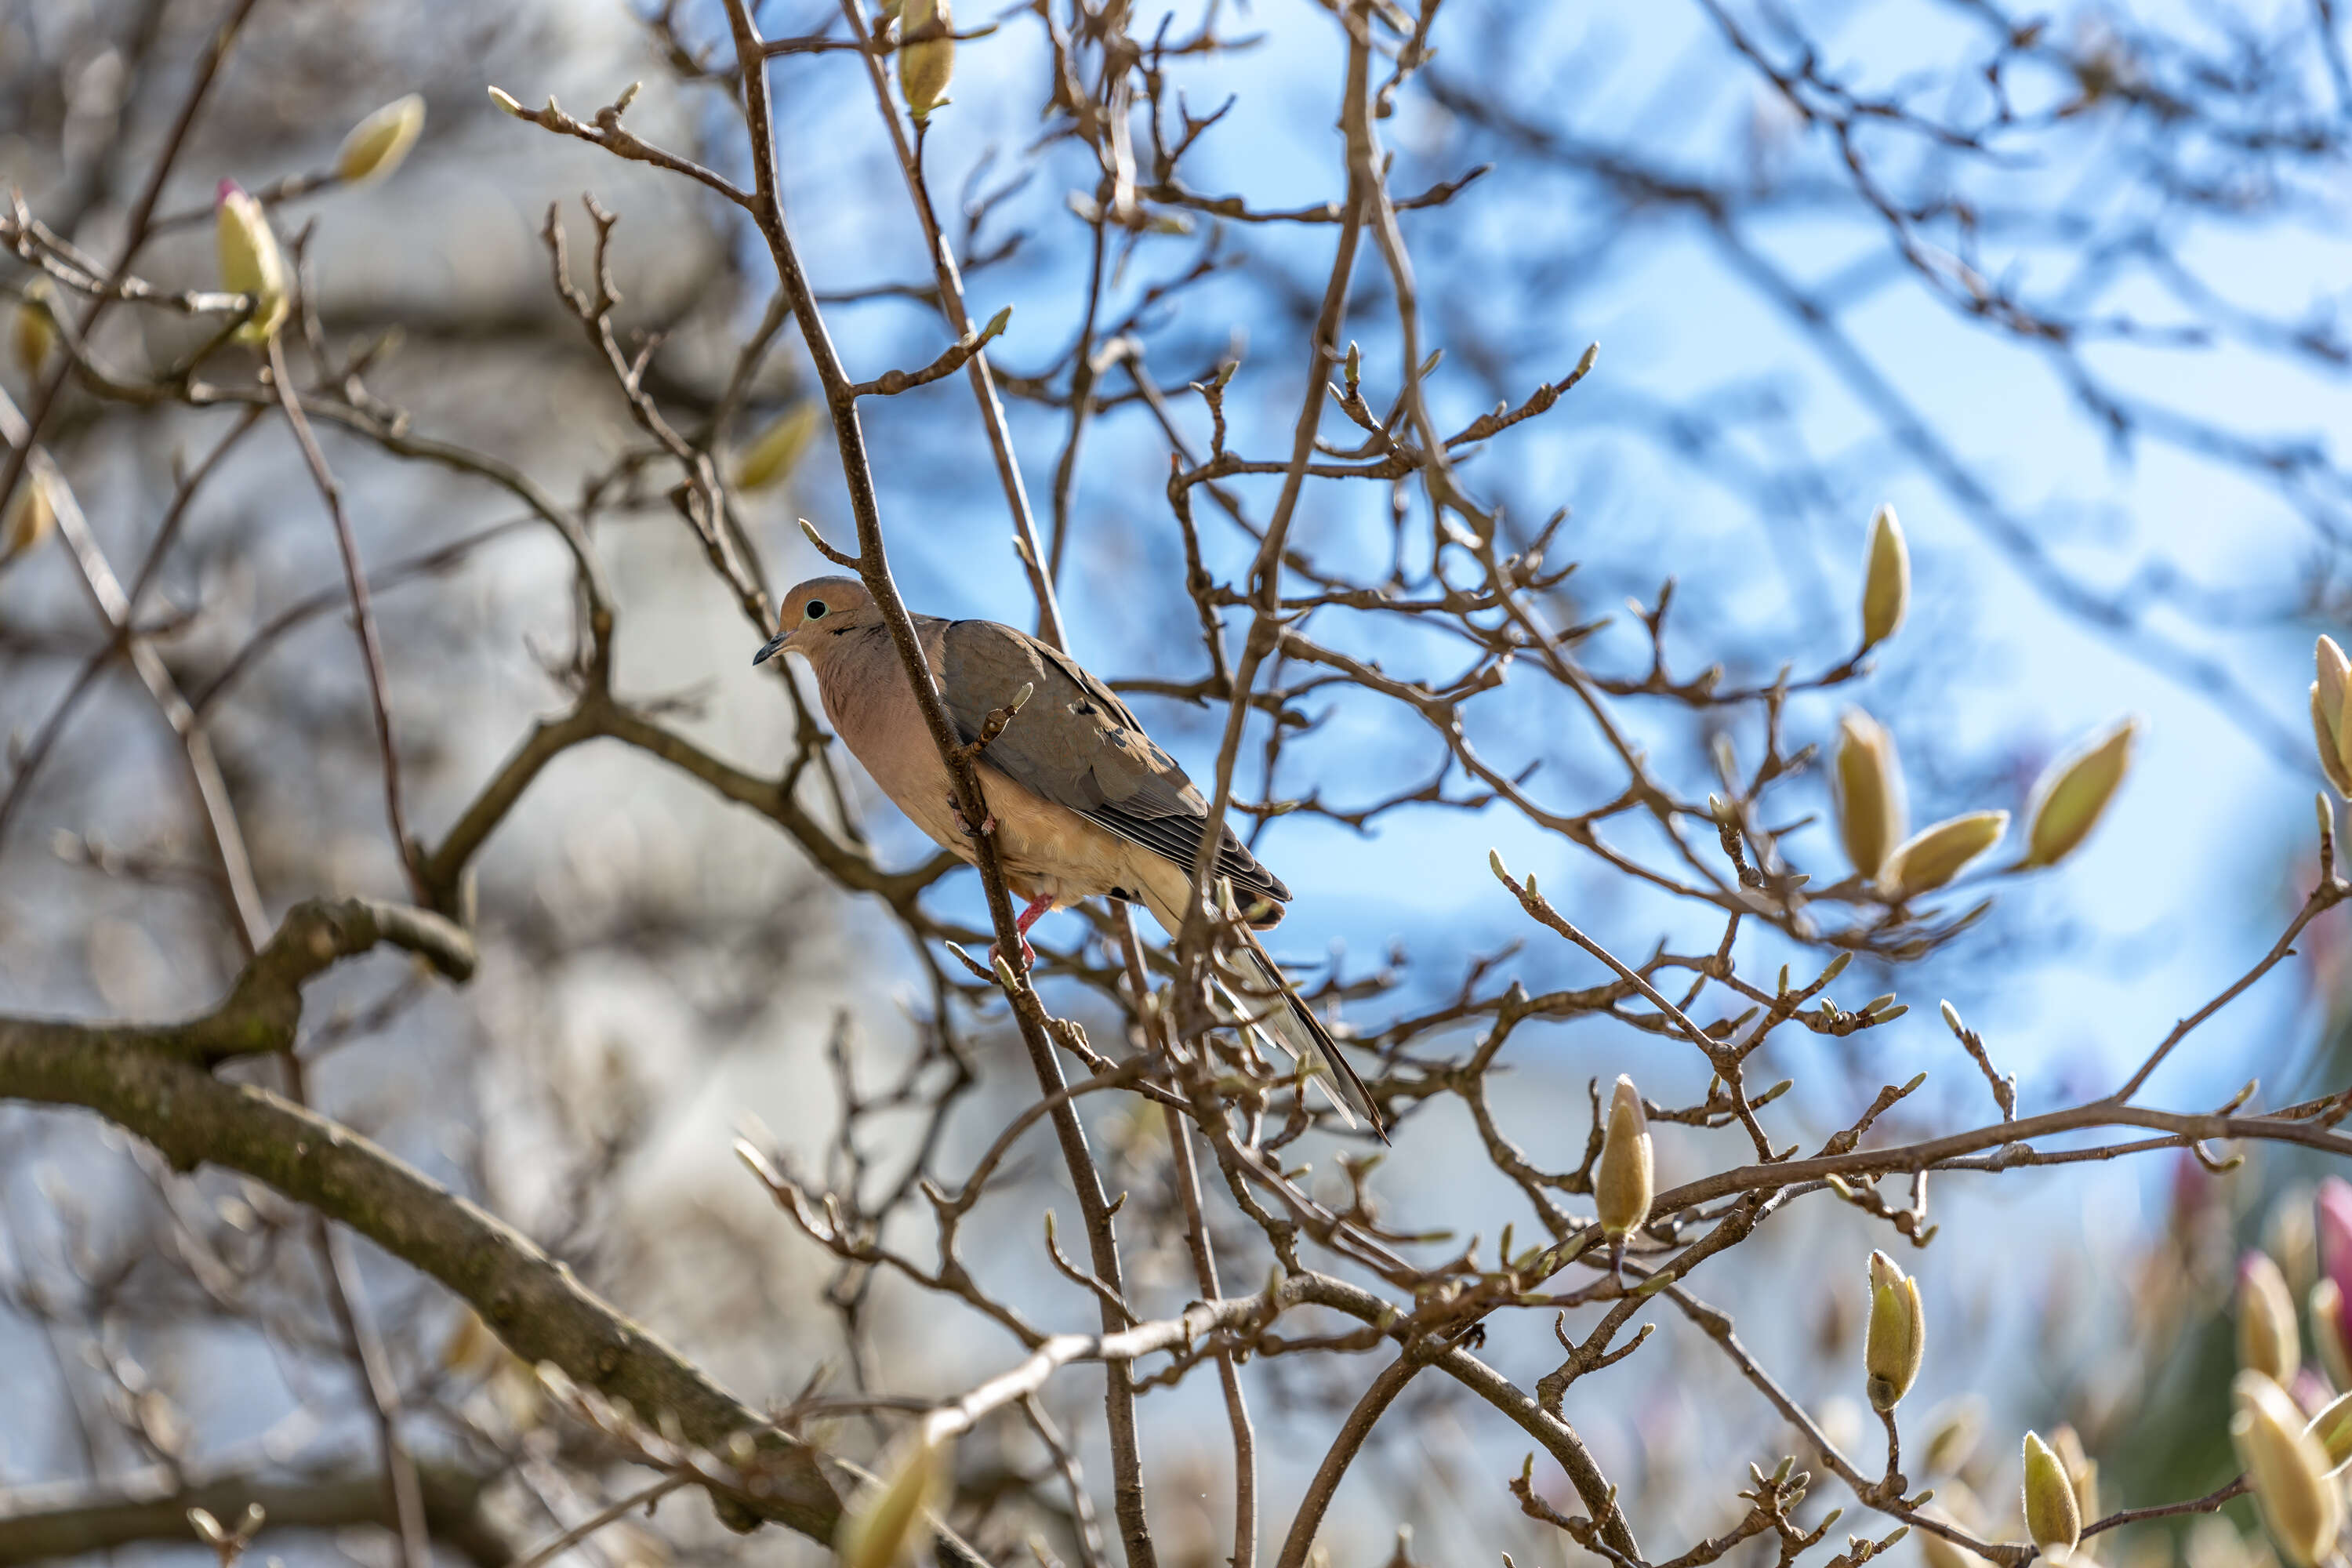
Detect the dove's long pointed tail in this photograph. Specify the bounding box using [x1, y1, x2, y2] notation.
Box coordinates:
[1138, 883, 1388, 1142]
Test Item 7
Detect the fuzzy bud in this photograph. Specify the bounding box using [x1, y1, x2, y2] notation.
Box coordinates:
[1879, 811, 2009, 901]
[2048, 1425, 2099, 1526]
[1593, 1074, 1653, 1240]
[1834, 708, 1906, 882]
[1858, 503, 1909, 651]
[837, 1430, 950, 1568]
[336, 93, 426, 184]
[2315, 637, 2352, 797]
[898, 0, 954, 125]
[2234, 1370, 2343, 1566]
[2021, 717, 2139, 868]
[735, 401, 823, 492]
[2020, 1431, 2081, 1565]
[214, 180, 287, 345]
[1, 470, 56, 569]
[2314, 1280, 2352, 1391]
[2241, 1251, 2303, 1383]
[1920, 1399, 1984, 1476]
[12, 279, 56, 379]
[1864, 1250, 1924, 1412]
[2307, 1388, 2352, 1472]
[1915, 1483, 1985, 1568]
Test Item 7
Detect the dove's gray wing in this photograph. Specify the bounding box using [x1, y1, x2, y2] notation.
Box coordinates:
[938, 618, 1290, 920]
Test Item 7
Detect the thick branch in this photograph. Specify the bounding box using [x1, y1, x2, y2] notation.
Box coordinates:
[0, 1029, 843, 1541]
[0, 1467, 512, 1568]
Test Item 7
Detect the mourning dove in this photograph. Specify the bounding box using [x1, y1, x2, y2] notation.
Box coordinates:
[754, 575, 1385, 1138]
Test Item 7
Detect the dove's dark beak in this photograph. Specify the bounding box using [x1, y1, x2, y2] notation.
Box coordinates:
[753, 633, 789, 666]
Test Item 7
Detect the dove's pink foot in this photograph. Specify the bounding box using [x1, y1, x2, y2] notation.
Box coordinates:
[949, 797, 998, 837]
[989, 893, 1056, 970]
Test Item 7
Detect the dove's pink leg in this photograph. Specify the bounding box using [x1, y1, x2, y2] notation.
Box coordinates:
[990, 893, 1055, 969]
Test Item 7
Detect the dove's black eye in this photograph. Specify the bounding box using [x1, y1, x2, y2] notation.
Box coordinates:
[805, 601, 828, 620]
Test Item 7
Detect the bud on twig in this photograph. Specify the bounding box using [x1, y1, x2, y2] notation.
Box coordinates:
[336, 93, 426, 183]
[2241, 1250, 2302, 1383]
[1879, 811, 2008, 901]
[898, 0, 954, 125]
[2234, 1370, 2343, 1566]
[2047, 1425, 2098, 1526]
[1834, 708, 1905, 882]
[2020, 717, 2139, 868]
[1594, 1074, 1653, 1242]
[12, 279, 56, 378]
[2313, 637, 2352, 796]
[735, 402, 823, 492]
[1859, 503, 1909, 652]
[1, 469, 56, 570]
[214, 181, 287, 345]
[1864, 1250, 1924, 1412]
[1915, 1483, 1984, 1568]
[2306, 1388, 2352, 1472]
[2020, 1431, 2080, 1564]
[1920, 1398, 1984, 1476]
[837, 1430, 950, 1568]
[2314, 1279, 2352, 1391]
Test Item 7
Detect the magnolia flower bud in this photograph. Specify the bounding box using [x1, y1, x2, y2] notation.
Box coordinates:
[1594, 1074, 1653, 1240]
[2241, 1251, 2303, 1383]
[1834, 709, 1906, 882]
[336, 93, 426, 184]
[2048, 1424, 2099, 1525]
[2021, 717, 2139, 868]
[2307, 1388, 2352, 1471]
[1919, 1398, 1984, 1476]
[1, 470, 56, 568]
[214, 181, 287, 345]
[735, 401, 823, 492]
[1864, 1250, 1924, 1412]
[2314, 1280, 2352, 1391]
[1859, 503, 1909, 651]
[898, 0, 954, 125]
[2234, 1370, 2343, 1566]
[837, 1429, 950, 1568]
[2314, 637, 2352, 797]
[2318, 1178, 2352, 1305]
[1879, 811, 2009, 901]
[2021, 1431, 2081, 1564]
[12, 279, 56, 378]
[1914, 1483, 1984, 1568]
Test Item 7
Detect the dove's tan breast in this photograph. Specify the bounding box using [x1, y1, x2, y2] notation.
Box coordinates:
[812, 624, 1144, 911]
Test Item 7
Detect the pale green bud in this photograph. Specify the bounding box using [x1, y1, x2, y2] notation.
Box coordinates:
[2233, 1370, 2343, 1566]
[2304, 1387, 2352, 1472]
[1879, 811, 2009, 901]
[837, 1429, 950, 1568]
[1864, 1250, 1924, 1412]
[2314, 636, 2352, 797]
[214, 182, 287, 345]
[2021, 1431, 2081, 1564]
[898, 0, 954, 124]
[1594, 1075, 1653, 1240]
[1, 470, 56, 569]
[2021, 717, 2139, 868]
[336, 93, 426, 183]
[12, 278, 56, 378]
[1834, 708, 1905, 881]
[1859, 503, 1909, 651]
[2313, 1279, 2352, 1392]
[2240, 1251, 2301, 1383]
[735, 401, 823, 492]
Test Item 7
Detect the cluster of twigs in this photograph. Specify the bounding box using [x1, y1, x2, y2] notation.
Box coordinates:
[6, 2, 2352, 1566]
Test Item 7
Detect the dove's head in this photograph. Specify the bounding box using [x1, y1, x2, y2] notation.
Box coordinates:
[755, 575, 882, 666]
